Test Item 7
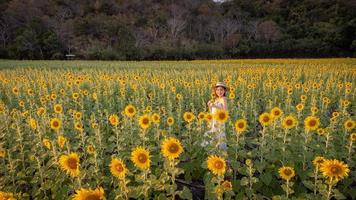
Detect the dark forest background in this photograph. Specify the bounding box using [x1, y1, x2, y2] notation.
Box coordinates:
[0, 0, 355, 60]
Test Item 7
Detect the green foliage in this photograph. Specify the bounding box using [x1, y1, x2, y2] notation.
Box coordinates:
[0, 0, 354, 59]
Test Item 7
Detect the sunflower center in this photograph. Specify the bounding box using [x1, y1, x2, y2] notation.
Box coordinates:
[142, 118, 149, 124]
[128, 108, 134, 113]
[263, 116, 270, 122]
[286, 119, 293, 126]
[238, 123, 245, 128]
[169, 143, 180, 153]
[330, 165, 341, 175]
[214, 160, 224, 169]
[309, 120, 316, 126]
[168, 119, 173, 123]
[219, 113, 226, 119]
[347, 122, 353, 127]
[116, 163, 123, 172]
[138, 154, 147, 163]
[53, 121, 59, 127]
[284, 169, 292, 176]
[85, 194, 101, 200]
[274, 111, 280, 115]
[187, 115, 192, 119]
[67, 158, 78, 169]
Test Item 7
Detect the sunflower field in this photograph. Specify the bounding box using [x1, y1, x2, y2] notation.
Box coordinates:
[0, 59, 355, 200]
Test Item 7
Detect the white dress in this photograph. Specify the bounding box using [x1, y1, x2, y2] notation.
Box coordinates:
[201, 99, 227, 150]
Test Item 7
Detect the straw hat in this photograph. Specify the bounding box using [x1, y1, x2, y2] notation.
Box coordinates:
[213, 82, 229, 90]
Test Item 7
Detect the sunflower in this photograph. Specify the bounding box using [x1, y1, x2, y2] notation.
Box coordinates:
[37, 107, 45, 116]
[183, 112, 195, 123]
[270, 107, 283, 119]
[278, 166, 295, 181]
[311, 106, 318, 114]
[0, 103, 5, 113]
[86, 145, 95, 155]
[74, 112, 82, 120]
[54, 104, 63, 114]
[296, 103, 304, 111]
[108, 114, 119, 126]
[110, 158, 127, 179]
[72, 92, 80, 100]
[59, 153, 80, 177]
[0, 191, 15, 200]
[12, 87, 19, 95]
[258, 112, 272, 127]
[42, 139, 51, 150]
[28, 118, 37, 130]
[316, 128, 326, 136]
[161, 137, 183, 160]
[131, 147, 151, 170]
[234, 119, 247, 134]
[167, 117, 174, 126]
[74, 122, 84, 132]
[207, 155, 226, 176]
[0, 149, 6, 158]
[72, 187, 105, 200]
[300, 95, 307, 102]
[350, 133, 356, 142]
[151, 113, 160, 124]
[332, 112, 340, 118]
[176, 93, 183, 100]
[313, 156, 325, 167]
[221, 180, 232, 191]
[214, 109, 229, 124]
[50, 118, 62, 131]
[344, 119, 355, 132]
[229, 93, 235, 99]
[204, 113, 213, 123]
[282, 115, 298, 129]
[304, 116, 320, 131]
[51, 93, 57, 101]
[320, 159, 350, 181]
[28, 89, 34, 96]
[124, 104, 136, 117]
[138, 115, 151, 129]
[198, 112, 205, 122]
[57, 136, 67, 148]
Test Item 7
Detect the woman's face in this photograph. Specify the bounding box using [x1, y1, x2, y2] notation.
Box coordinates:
[215, 86, 225, 97]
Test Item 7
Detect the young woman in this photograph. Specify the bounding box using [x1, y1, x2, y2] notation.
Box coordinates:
[201, 82, 228, 151]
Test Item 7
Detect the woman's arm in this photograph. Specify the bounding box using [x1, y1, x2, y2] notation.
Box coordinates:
[222, 97, 228, 111]
[207, 100, 213, 112]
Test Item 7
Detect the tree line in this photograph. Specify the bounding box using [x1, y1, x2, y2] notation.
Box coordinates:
[0, 0, 355, 60]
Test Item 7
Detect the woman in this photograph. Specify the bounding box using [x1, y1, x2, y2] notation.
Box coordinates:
[201, 82, 228, 151]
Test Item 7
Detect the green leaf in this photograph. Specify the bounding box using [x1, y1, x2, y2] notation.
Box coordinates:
[302, 180, 314, 190]
[260, 172, 272, 185]
[178, 186, 193, 200]
[240, 177, 249, 186]
[333, 189, 346, 200]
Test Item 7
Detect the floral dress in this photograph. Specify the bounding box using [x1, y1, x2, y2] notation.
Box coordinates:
[201, 98, 227, 150]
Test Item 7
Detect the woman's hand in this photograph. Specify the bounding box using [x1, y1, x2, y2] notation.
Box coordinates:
[207, 100, 213, 108]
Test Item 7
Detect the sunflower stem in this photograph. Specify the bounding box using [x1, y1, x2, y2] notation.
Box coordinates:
[303, 130, 309, 170]
[326, 178, 333, 200]
[282, 129, 288, 162]
[260, 128, 265, 163]
[347, 140, 353, 161]
[325, 133, 330, 154]
[313, 166, 318, 195]
[286, 180, 289, 199]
